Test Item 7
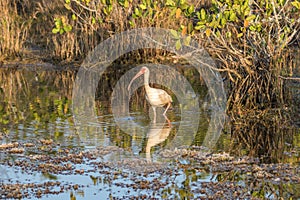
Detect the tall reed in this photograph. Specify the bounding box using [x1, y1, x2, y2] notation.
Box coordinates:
[0, 0, 31, 59]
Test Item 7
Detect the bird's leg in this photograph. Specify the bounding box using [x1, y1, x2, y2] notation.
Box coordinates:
[163, 102, 171, 126]
[152, 106, 156, 123]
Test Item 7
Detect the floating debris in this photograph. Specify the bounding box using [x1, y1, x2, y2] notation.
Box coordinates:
[8, 148, 24, 154]
[0, 142, 19, 149]
[0, 138, 299, 199]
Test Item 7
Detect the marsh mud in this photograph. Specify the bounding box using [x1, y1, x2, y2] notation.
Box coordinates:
[0, 139, 299, 199]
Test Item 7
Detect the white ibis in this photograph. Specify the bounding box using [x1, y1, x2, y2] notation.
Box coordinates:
[127, 67, 172, 124]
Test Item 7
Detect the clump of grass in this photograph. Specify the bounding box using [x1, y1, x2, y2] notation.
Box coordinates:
[0, 0, 31, 59]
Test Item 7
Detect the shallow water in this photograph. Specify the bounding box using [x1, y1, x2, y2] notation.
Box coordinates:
[0, 66, 299, 199]
[0, 162, 216, 200]
[0, 65, 219, 154]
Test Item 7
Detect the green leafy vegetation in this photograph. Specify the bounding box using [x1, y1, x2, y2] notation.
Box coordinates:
[52, 17, 72, 34]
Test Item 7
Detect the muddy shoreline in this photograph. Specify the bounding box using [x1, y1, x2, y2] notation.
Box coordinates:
[1, 137, 299, 199]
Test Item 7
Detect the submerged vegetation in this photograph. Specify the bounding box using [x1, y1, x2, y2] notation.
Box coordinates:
[0, 0, 299, 160]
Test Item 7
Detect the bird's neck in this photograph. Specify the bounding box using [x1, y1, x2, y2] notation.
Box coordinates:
[144, 71, 150, 88]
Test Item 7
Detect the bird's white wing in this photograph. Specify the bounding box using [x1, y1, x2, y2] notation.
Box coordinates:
[146, 87, 172, 107]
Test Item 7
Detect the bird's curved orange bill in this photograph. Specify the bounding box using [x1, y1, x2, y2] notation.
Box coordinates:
[127, 70, 144, 91]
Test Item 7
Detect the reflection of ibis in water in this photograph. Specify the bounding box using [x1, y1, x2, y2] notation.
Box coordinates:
[145, 123, 171, 162]
[127, 67, 172, 124]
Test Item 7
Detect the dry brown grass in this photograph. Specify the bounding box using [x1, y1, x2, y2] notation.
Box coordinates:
[0, 0, 31, 59]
